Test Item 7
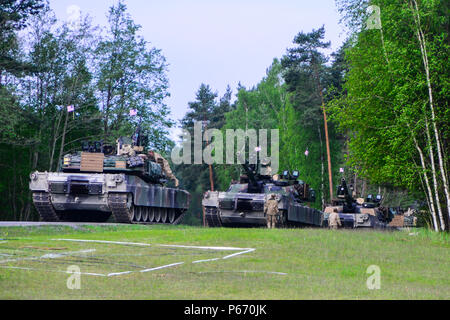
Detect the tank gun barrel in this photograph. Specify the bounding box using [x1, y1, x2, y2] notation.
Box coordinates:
[241, 162, 265, 193]
[242, 162, 258, 186]
[132, 120, 142, 147]
[337, 178, 354, 207]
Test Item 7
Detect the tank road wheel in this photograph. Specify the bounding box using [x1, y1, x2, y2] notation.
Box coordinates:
[161, 208, 168, 223]
[155, 208, 162, 223]
[142, 207, 149, 222]
[135, 206, 142, 222]
[148, 207, 155, 223]
[168, 209, 176, 224]
[129, 206, 136, 222]
[129, 206, 135, 222]
[126, 193, 136, 222]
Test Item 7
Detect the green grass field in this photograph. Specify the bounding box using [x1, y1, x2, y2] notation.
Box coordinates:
[0, 224, 448, 300]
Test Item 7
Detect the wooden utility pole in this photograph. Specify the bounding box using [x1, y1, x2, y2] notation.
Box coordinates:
[202, 205, 206, 227]
[322, 104, 333, 200]
[313, 63, 333, 200]
[202, 120, 215, 192]
[209, 164, 214, 191]
[202, 120, 215, 227]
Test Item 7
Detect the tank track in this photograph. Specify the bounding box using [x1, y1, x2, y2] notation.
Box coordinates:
[204, 206, 222, 227]
[107, 193, 186, 225]
[171, 210, 186, 225]
[32, 192, 60, 222]
[107, 193, 133, 223]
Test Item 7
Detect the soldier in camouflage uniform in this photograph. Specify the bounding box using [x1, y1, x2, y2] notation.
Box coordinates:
[264, 193, 279, 229]
[148, 151, 179, 187]
[117, 137, 136, 157]
[328, 208, 342, 230]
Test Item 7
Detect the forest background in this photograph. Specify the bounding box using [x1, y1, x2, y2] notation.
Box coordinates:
[0, 0, 447, 231]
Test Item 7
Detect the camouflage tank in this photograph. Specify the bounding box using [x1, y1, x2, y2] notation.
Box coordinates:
[323, 178, 392, 229]
[29, 137, 190, 224]
[202, 160, 323, 228]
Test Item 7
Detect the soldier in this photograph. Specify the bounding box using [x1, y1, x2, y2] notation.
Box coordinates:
[378, 206, 389, 222]
[260, 157, 272, 176]
[148, 150, 179, 187]
[328, 208, 342, 230]
[264, 193, 279, 229]
[116, 137, 136, 157]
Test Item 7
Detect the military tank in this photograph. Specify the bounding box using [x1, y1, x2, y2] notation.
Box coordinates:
[202, 160, 323, 228]
[29, 137, 190, 224]
[323, 178, 393, 229]
[386, 207, 418, 228]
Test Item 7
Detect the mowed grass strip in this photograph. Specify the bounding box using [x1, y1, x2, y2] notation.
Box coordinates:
[0, 225, 448, 299]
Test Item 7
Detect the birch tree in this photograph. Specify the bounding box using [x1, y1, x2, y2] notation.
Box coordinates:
[331, 0, 449, 230]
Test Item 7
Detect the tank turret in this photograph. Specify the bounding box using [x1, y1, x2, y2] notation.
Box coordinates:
[239, 160, 272, 193]
[61, 139, 166, 184]
[333, 178, 358, 213]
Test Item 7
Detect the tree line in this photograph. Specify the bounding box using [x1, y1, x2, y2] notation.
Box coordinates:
[330, 0, 448, 231]
[0, 0, 447, 231]
[0, 1, 173, 220]
[176, 0, 448, 231]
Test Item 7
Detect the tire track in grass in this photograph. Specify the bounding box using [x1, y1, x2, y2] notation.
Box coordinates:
[50, 239, 263, 277]
[1, 239, 287, 278]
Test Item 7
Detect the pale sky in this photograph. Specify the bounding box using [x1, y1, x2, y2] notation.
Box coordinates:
[48, 0, 346, 141]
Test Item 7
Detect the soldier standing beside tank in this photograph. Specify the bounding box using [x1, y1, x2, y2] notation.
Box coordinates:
[148, 150, 179, 187]
[264, 193, 279, 229]
[328, 208, 342, 230]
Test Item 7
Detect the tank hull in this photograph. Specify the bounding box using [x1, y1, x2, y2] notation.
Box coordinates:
[30, 171, 190, 224]
[323, 206, 392, 229]
[202, 190, 324, 228]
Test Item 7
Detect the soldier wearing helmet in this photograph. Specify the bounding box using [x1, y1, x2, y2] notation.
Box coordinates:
[148, 150, 179, 187]
[328, 208, 342, 230]
[264, 193, 279, 229]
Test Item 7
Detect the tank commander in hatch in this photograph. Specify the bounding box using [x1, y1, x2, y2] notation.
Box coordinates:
[116, 137, 136, 157]
[260, 157, 272, 176]
[148, 150, 179, 187]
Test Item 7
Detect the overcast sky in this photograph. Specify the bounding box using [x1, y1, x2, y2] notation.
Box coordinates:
[48, 0, 346, 141]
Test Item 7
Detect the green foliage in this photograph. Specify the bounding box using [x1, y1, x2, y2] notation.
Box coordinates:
[212, 55, 345, 209]
[95, 1, 173, 151]
[215, 60, 283, 190]
[1, 0, 446, 229]
[329, 0, 449, 230]
[0, 2, 173, 221]
[281, 27, 346, 204]
[0, 0, 45, 75]
[175, 83, 233, 225]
